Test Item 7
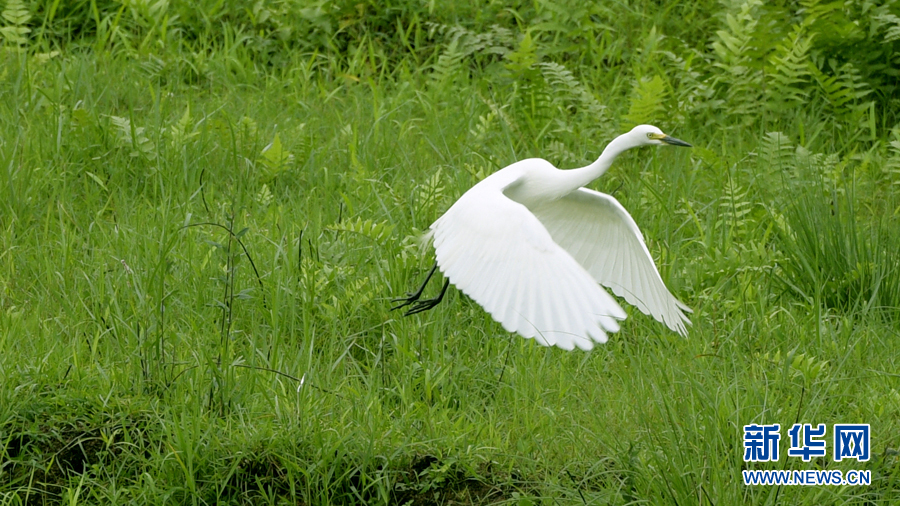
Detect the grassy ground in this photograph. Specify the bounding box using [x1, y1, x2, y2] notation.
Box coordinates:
[2, 19, 900, 506]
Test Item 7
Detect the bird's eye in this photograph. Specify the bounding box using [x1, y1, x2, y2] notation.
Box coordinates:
[647, 133, 653, 138]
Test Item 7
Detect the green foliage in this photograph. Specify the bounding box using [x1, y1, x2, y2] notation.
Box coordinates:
[5, 0, 899, 134]
[775, 185, 900, 318]
[258, 132, 294, 182]
[167, 104, 199, 151]
[766, 24, 813, 112]
[0, 0, 30, 48]
[2, 1, 900, 505]
[710, 0, 766, 120]
[759, 350, 830, 384]
[108, 114, 156, 159]
[622, 75, 668, 128]
[887, 127, 900, 185]
[761, 133, 900, 320]
[812, 63, 872, 115]
[706, 0, 899, 130]
[327, 217, 395, 245]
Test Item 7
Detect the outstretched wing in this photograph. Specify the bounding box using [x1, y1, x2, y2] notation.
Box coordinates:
[530, 188, 691, 335]
[429, 176, 626, 350]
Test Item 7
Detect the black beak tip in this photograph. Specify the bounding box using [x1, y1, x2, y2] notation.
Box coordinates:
[663, 136, 692, 148]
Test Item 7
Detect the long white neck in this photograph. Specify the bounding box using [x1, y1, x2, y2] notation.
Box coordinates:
[505, 132, 644, 208]
[556, 132, 639, 192]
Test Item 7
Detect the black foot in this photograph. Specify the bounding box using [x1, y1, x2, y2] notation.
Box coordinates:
[392, 279, 449, 315]
[391, 263, 449, 316]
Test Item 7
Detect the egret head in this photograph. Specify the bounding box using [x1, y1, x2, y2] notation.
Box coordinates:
[629, 124, 692, 148]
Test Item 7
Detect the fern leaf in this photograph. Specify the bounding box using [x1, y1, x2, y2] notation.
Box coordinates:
[885, 129, 900, 186]
[430, 37, 464, 84]
[259, 132, 294, 181]
[328, 218, 395, 244]
[1, 0, 31, 26]
[427, 23, 515, 80]
[108, 115, 156, 158]
[537, 61, 607, 122]
[875, 13, 900, 43]
[0, 0, 31, 47]
[504, 31, 537, 73]
[622, 75, 668, 128]
[168, 105, 199, 150]
[766, 25, 813, 111]
[710, 0, 766, 119]
[757, 132, 795, 171]
[416, 167, 446, 211]
[811, 63, 872, 117]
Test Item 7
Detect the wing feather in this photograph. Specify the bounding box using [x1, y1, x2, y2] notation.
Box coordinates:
[530, 188, 691, 335]
[430, 180, 625, 350]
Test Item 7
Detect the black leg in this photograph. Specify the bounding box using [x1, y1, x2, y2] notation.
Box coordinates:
[494, 332, 515, 393]
[391, 263, 438, 310]
[391, 263, 450, 315]
[403, 279, 449, 315]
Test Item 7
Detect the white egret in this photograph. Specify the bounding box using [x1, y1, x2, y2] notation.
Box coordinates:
[393, 124, 692, 350]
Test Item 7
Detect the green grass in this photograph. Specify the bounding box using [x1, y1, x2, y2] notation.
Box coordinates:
[2, 6, 900, 503]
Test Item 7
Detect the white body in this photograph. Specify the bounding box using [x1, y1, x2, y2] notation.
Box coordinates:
[428, 125, 692, 350]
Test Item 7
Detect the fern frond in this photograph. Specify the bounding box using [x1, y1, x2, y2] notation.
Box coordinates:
[168, 105, 199, 150]
[716, 178, 754, 240]
[874, 12, 900, 43]
[660, 50, 721, 123]
[415, 167, 446, 211]
[757, 132, 795, 171]
[327, 218, 395, 244]
[710, 0, 765, 119]
[0, 0, 31, 47]
[538, 61, 581, 92]
[546, 140, 577, 166]
[428, 23, 515, 63]
[622, 75, 668, 128]
[258, 132, 294, 182]
[766, 25, 813, 110]
[430, 37, 465, 84]
[885, 128, 900, 186]
[811, 63, 873, 117]
[538, 61, 607, 121]
[108, 115, 156, 158]
[428, 23, 517, 84]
